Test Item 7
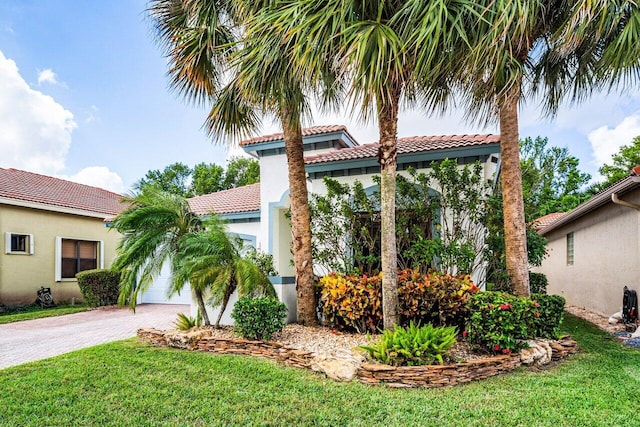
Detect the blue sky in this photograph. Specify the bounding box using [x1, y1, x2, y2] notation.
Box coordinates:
[1, 1, 640, 193]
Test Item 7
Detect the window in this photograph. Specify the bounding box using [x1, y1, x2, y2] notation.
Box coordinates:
[55, 237, 104, 280]
[4, 232, 34, 254]
[566, 232, 574, 266]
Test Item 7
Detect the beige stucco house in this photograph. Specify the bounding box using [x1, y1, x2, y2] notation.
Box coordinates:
[535, 169, 640, 316]
[0, 168, 124, 306]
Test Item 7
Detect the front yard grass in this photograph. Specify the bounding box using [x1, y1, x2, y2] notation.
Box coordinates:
[0, 304, 88, 324]
[1, 313, 638, 426]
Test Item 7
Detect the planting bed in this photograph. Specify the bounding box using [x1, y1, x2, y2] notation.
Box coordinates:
[138, 326, 578, 388]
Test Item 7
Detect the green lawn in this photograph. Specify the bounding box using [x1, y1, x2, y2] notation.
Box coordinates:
[0, 304, 88, 324]
[1, 314, 638, 427]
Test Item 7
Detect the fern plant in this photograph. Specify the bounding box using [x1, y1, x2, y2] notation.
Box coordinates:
[360, 322, 457, 366]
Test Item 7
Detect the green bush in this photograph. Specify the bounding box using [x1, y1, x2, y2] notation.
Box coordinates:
[319, 270, 479, 333]
[529, 272, 549, 294]
[76, 269, 120, 307]
[530, 293, 565, 338]
[466, 292, 533, 353]
[466, 291, 566, 353]
[231, 297, 287, 340]
[360, 321, 457, 366]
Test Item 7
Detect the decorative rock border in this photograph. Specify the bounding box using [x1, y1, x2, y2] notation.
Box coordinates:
[358, 355, 521, 388]
[137, 328, 578, 389]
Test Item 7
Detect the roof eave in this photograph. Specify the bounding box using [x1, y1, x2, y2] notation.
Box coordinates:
[0, 196, 119, 219]
[539, 175, 640, 235]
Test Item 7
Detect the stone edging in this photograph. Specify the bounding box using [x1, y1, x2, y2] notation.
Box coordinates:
[137, 328, 578, 388]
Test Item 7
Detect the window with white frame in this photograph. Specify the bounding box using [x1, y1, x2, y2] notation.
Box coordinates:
[4, 232, 34, 254]
[55, 237, 104, 280]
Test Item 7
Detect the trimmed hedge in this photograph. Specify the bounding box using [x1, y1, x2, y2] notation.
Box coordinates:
[76, 269, 121, 307]
[231, 297, 288, 340]
[318, 270, 479, 333]
[466, 291, 565, 354]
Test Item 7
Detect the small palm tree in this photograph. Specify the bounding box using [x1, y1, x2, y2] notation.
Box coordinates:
[172, 217, 276, 327]
[111, 187, 213, 324]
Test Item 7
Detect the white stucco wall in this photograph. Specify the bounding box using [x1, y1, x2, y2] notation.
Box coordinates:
[534, 189, 640, 316]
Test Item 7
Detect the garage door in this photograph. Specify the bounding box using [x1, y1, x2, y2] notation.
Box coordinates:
[140, 262, 192, 304]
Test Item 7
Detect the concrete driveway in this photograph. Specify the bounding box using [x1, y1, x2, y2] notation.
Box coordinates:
[0, 304, 188, 370]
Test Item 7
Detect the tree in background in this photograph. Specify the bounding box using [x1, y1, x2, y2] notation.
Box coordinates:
[591, 136, 640, 193]
[485, 136, 591, 292]
[137, 162, 193, 197]
[191, 163, 225, 196]
[137, 158, 260, 197]
[520, 136, 591, 217]
[221, 157, 260, 190]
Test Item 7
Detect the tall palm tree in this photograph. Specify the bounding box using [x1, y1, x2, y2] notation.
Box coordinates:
[148, 0, 325, 325]
[172, 217, 276, 327]
[453, 1, 609, 297]
[257, 0, 475, 329]
[111, 187, 212, 324]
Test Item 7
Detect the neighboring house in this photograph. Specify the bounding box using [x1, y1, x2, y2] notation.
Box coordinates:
[0, 168, 124, 306]
[534, 169, 640, 316]
[143, 125, 501, 324]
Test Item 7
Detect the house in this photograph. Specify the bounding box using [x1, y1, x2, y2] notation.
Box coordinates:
[0, 168, 124, 306]
[142, 126, 501, 324]
[534, 168, 640, 316]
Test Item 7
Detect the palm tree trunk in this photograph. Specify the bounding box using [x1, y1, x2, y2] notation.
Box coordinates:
[280, 108, 318, 326]
[193, 288, 211, 326]
[498, 84, 530, 297]
[215, 286, 234, 328]
[377, 86, 401, 330]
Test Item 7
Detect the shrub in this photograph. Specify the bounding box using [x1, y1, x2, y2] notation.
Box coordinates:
[466, 291, 566, 353]
[529, 272, 549, 294]
[360, 321, 457, 366]
[76, 269, 120, 307]
[318, 273, 383, 333]
[530, 293, 565, 338]
[466, 292, 533, 353]
[319, 270, 478, 333]
[231, 297, 288, 340]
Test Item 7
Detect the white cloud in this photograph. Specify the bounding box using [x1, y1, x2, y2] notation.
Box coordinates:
[61, 166, 126, 194]
[0, 50, 125, 193]
[587, 112, 640, 172]
[0, 51, 76, 173]
[37, 68, 61, 86]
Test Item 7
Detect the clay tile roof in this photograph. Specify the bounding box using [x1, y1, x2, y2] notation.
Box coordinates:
[304, 134, 500, 164]
[533, 212, 568, 231]
[240, 125, 351, 146]
[0, 168, 125, 216]
[188, 183, 260, 215]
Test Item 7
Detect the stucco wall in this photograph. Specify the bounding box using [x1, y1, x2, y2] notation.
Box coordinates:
[0, 204, 121, 305]
[535, 189, 640, 316]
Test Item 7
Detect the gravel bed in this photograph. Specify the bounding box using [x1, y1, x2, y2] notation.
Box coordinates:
[202, 324, 487, 362]
[567, 305, 639, 349]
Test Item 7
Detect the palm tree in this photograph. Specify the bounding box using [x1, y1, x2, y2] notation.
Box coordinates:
[111, 187, 212, 324]
[148, 0, 325, 325]
[452, 1, 612, 297]
[172, 217, 276, 327]
[256, 0, 475, 329]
